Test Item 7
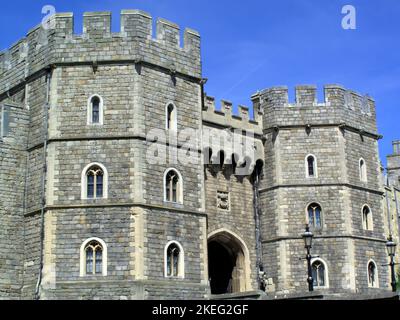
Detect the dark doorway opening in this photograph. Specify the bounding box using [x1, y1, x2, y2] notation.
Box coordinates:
[208, 241, 235, 294]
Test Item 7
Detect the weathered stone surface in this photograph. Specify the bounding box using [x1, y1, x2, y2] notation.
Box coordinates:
[0, 10, 398, 300]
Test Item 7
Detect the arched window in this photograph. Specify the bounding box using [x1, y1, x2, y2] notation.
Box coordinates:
[81, 163, 108, 200]
[367, 260, 378, 288]
[362, 205, 373, 231]
[87, 95, 104, 125]
[307, 203, 322, 229]
[312, 259, 327, 288]
[85, 241, 103, 275]
[359, 158, 367, 182]
[166, 103, 177, 131]
[87, 166, 103, 199]
[164, 241, 184, 278]
[164, 169, 183, 204]
[80, 238, 107, 276]
[306, 154, 317, 178]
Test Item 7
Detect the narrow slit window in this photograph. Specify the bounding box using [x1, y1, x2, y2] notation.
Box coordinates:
[92, 96, 100, 124]
[88, 95, 103, 125]
[368, 261, 378, 287]
[360, 159, 367, 182]
[362, 205, 373, 231]
[166, 103, 177, 131]
[307, 155, 316, 177]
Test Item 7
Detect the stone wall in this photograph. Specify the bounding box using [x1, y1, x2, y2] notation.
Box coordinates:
[204, 166, 259, 291]
[0, 9, 396, 300]
[0, 100, 29, 299]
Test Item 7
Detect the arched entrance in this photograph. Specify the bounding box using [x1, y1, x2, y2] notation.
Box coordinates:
[208, 229, 250, 295]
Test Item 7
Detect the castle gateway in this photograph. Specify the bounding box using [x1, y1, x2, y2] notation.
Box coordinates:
[0, 10, 399, 300]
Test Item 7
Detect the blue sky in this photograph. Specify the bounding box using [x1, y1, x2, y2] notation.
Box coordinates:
[1, 0, 399, 165]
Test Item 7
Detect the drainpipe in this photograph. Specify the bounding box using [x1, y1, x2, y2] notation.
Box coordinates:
[252, 165, 264, 290]
[34, 67, 52, 300]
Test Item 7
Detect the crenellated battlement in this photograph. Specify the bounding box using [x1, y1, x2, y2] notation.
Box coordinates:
[18, 10, 200, 49]
[202, 94, 263, 134]
[253, 84, 378, 135]
[254, 84, 374, 112]
[0, 10, 201, 95]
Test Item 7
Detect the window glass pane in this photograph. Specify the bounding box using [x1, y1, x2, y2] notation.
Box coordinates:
[167, 245, 180, 277]
[360, 160, 366, 181]
[92, 98, 100, 123]
[318, 265, 325, 286]
[173, 248, 179, 277]
[167, 253, 171, 276]
[312, 265, 318, 286]
[172, 186, 177, 203]
[87, 174, 94, 198]
[166, 184, 171, 201]
[167, 105, 174, 129]
[86, 247, 93, 274]
[95, 249, 102, 274]
[308, 157, 314, 176]
[368, 263, 375, 285]
[312, 262, 325, 287]
[166, 171, 180, 203]
[363, 206, 371, 230]
[315, 207, 321, 228]
[96, 175, 103, 198]
[92, 109, 99, 123]
[172, 175, 178, 203]
[308, 208, 314, 227]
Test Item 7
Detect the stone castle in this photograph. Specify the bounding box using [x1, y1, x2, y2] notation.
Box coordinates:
[0, 10, 399, 300]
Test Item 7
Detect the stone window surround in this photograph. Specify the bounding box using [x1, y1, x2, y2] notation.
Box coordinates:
[80, 237, 108, 277]
[87, 94, 104, 126]
[362, 204, 374, 231]
[311, 257, 329, 289]
[367, 259, 379, 288]
[81, 162, 109, 200]
[305, 202, 323, 231]
[164, 240, 185, 279]
[305, 153, 318, 178]
[163, 168, 183, 204]
[165, 101, 177, 132]
[359, 157, 368, 183]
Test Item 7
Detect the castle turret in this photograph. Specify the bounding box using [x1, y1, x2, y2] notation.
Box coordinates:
[0, 10, 208, 300]
[254, 85, 389, 296]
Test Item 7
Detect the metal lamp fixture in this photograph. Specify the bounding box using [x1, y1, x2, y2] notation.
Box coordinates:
[386, 235, 397, 292]
[302, 224, 314, 292]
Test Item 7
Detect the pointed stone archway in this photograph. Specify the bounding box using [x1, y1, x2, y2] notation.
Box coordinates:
[207, 229, 251, 295]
